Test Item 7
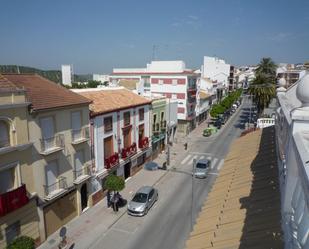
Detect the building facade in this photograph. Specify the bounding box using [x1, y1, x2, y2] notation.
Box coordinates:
[150, 98, 167, 159]
[74, 88, 151, 205]
[276, 73, 309, 248]
[0, 77, 40, 248]
[111, 61, 198, 134]
[61, 64, 73, 86]
[3, 74, 92, 241]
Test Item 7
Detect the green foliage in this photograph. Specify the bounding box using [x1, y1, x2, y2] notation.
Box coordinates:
[6, 236, 35, 249]
[0, 65, 92, 84]
[104, 175, 125, 192]
[209, 89, 242, 118]
[249, 57, 277, 114]
[87, 80, 101, 88]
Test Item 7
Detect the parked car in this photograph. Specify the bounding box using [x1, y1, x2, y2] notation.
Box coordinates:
[127, 186, 158, 216]
[194, 159, 211, 178]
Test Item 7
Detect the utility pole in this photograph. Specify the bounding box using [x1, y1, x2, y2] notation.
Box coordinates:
[166, 98, 171, 167]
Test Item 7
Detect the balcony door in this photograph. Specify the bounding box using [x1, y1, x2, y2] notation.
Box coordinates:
[139, 124, 144, 142]
[104, 136, 114, 159]
[123, 128, 131, 148]
[0, 168, 15, 194]
[45, 161, 58, 195]
[74, 150, 84, 178]
[72, 111, 82, 141]
[40, 117, 55, 150]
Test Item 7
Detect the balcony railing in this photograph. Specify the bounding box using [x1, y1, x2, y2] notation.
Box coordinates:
[138, 137, 149, 150]
[40, 134, 64, 154]
[73, 163, 92, 180]
[71, 127, 89, 144]
[0, 184, 29, 217]
[105, 152, 120, 169]
[121, 143, 137, 159]
[44, 176, 67, 197]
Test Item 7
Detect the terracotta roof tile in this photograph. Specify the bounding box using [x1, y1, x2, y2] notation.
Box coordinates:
[77, 88, 151, 116]
[0, 74, 20, 91]
[3, 74, 91, 111]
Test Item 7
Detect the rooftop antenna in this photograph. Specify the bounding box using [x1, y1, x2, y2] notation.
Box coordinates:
[152, 45, 158, 61]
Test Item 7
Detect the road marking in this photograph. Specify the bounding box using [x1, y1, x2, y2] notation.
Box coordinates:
[208, 172, 219, 175]
[190, 152, 213, 156]
[111, 227, 133, 234]
[217, 159, 225, 170]
[181, 154, 192, 165]
[211, 158, 218, 169]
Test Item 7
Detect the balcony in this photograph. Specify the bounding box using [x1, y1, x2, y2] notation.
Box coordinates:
[121, 143, 137, 159]
[73, 162, 92, 184]
[44, 176, 68, 201]
[104, 153, 120, 169]
[138, 137, 149, 150]
[40, 134, 64, 155]
[152, 123, 160, 135]
[161, 121, 167, 132]
[0, 184, 29, 217]
[71, 127, 89, 145]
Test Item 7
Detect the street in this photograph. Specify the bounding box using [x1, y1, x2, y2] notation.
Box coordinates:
[88, 96, 252, 249]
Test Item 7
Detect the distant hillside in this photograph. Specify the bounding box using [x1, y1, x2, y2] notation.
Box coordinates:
[0, 65, 92, 84]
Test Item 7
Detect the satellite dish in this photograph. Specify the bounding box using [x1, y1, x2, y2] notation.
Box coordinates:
[59, 226, 67, 238]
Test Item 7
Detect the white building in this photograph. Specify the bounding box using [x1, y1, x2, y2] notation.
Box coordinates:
[276, 64, 306, 88]
[93, 74, 110, 83]
[201, 56, 230, 99]
[111, 61, 198, 134]
[61, 64, 73, 86]
[276, 73, 309, 248]
[73, 87, 151, 202]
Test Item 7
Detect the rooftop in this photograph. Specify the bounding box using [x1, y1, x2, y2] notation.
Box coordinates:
[74, 87, 151, 116]
[3, 74, 91, 111]
[185, 127, 283, 249]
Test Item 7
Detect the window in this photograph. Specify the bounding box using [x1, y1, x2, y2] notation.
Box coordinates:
[153, 114, 157, 125]
[139, 108, 144, 121]
[124, 112, 130, 126]
[148, 189, 154, 199]
[5, 221, 20, 245]
[158, 79, 163, 85]
[160, 112, 164, 121]
[0, 168, 16, 194]
[172, 94, 177, 100]
[172, 79, 177, 85]
[0, 120, 10, 148]
[45, 160, 58, 194]
[104, 116, 113, 132]
[71, 111, 82, 141]
[40, 116, 55, 150]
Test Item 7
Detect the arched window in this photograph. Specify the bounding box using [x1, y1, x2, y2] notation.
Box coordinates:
[0, 120, 10, 148]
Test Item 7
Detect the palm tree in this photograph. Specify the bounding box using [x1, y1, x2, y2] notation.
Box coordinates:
[255, 57, 277, 80]
[248, 74, 276, 115]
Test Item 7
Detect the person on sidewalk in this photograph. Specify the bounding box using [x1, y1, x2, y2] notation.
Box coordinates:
[107, 190, 111, 208]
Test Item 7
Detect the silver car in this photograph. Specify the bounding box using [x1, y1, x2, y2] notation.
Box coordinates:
[194, 159, 211, 178]
[127, 186, 158, 216]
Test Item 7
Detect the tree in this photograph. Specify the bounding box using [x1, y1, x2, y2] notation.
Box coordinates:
[255, 57, 277, 80]
[248, 74, 276, 115]
[7, 236, 35, 249]
[87, 80, 101, 88]
[104, 174, 125, 192]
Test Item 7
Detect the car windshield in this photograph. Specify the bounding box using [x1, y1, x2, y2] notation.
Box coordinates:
[132, 193, 148, 203]
[196, 162, 208, 169]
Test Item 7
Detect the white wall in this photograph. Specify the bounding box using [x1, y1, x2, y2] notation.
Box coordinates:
[61, 65, 72, 86]
[202, 56, 230, 87]
[146, 61, 185, 73]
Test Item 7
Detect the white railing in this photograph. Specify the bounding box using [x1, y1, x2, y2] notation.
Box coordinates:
[257, 118, 275, 129]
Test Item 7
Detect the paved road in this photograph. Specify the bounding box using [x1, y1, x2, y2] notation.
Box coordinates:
[90, 96, 252, 249]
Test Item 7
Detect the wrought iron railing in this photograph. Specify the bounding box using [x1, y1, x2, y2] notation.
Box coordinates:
[40, 134, 64, 153]
[44, 176, 67, 196]
[71, 126, 89, 143]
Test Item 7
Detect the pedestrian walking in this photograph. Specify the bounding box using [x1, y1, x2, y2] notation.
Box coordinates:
[107, 190, 111, 208]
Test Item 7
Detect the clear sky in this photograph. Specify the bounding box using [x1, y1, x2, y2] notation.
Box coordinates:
[1, 0, 309, 74]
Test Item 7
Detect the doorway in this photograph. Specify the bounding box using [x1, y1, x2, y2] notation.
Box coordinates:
[81, 183, 88, 211]
[124, 162, 131, 179]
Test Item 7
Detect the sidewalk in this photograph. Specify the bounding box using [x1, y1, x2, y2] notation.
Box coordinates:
[38, 121, 210, 249]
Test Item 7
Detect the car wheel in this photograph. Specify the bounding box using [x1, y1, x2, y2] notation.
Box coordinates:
[156, 193, 158, 202]
[144, 207, 148, 215]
